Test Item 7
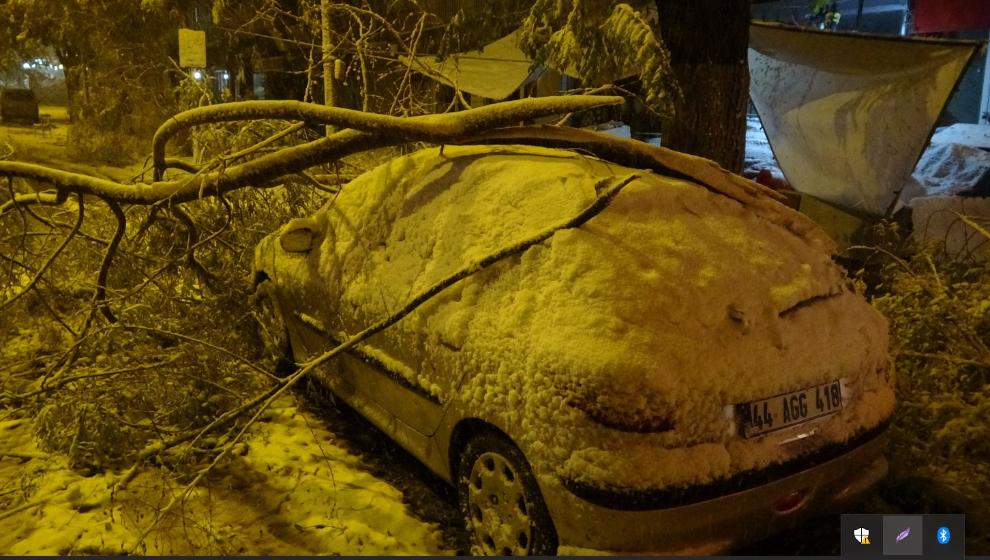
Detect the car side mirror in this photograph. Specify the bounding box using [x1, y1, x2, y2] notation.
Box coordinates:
[279, 217, 322, 253]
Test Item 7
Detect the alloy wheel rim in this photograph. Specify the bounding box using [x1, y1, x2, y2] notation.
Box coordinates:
[467, 451, 532, 555]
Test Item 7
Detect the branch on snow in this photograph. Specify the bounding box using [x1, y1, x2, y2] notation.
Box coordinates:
[0, 195, 84, 314]
[93, 199, 125, 324]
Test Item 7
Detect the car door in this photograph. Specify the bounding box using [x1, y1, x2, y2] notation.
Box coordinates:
[282, 178, 451, 438]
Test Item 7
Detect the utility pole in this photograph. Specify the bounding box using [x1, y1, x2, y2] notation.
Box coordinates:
[321, 0, 336, 133]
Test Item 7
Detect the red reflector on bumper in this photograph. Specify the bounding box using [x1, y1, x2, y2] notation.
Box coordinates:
[774, 489, 810, 514]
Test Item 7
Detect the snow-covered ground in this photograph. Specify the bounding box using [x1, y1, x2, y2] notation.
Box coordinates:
[744, 115, 783, 181]
[0, 115, 143, 182]
[0, 394, 456, 555]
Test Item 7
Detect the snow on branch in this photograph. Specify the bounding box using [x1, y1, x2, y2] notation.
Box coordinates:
[151, 95, 624, 179]
[0, 96, 623, 206]
[0, 190, 64, 218]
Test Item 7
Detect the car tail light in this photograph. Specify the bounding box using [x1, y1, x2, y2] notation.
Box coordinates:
[773, 488, 810, 514]
[566, 393, 675, 433]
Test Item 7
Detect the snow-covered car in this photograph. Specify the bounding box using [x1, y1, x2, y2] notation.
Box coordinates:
[251, 142, 895, 555]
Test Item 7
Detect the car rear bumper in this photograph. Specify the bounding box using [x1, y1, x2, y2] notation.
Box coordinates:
[544, 429, 889, 555]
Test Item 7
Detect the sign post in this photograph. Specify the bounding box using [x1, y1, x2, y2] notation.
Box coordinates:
[178, 28, 207, 69]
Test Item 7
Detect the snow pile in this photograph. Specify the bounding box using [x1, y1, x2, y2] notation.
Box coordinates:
[744, 115, 783, 180]
[906, 142, 990, 198]
[930, 123, 990, 149]
[307, 144, 893, 493]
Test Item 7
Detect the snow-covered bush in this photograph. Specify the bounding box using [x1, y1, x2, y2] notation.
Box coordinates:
[869, 222, 990, 496]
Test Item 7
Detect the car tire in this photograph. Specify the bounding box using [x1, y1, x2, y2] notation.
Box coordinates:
[251, 281, 296, 378]
[457, 430, 558, 556]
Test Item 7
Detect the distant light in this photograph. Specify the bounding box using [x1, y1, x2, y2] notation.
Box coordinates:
[222, 72, 229, 80]
[57, 64, 63, 70]
[21, 62, 30, 69]
[192, 70, 203, 80]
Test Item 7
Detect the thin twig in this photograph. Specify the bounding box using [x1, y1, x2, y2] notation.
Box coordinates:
[0, 194, 84, 313]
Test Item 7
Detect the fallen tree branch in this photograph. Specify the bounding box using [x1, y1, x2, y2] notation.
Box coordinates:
[162, 158, 199, 175]
[0, 451, 47, 460]
[0, 190, 64, 218]
[151, 95, 623, 179]
[117, 324, 280, 381]
[0, 194, 84, 314]
[2, 356, 181, 404]
[0, 96, 623, 207]
[93, 199, 126, 324]
[169, 205, 218, 290]
[900, 350, 990, 370]
[29, 285, 77, 337]
[0, 496, 50, 522]
[122, 173, 640, 552]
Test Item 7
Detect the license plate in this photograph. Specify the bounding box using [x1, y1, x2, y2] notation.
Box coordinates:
[737, 380, 843, 438]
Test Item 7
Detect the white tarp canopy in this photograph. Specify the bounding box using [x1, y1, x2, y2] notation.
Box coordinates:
[405, 30, 536, 101]
[749, 23, 979, 215]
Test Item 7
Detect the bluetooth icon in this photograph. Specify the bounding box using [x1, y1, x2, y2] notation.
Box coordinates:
[937, 526, 951, 545]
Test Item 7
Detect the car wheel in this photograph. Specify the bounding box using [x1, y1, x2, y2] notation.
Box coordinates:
[457, 431, 558, 555]
[251, 281, 296, 378]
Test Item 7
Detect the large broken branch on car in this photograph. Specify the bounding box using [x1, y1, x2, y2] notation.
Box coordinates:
[0, 98, 624, 323]
[150, 95, 624, 179]
[0, 96, 623, 206]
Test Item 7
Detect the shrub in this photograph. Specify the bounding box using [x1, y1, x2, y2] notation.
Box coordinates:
[867, 220, 990, 497]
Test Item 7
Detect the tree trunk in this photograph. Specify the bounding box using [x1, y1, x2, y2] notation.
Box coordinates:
[656, 0, 751, 172]
[57, 48, 82, 123]
[63, 66, 81, 123]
